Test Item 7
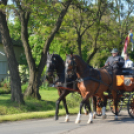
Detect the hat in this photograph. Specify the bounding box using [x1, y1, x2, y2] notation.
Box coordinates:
[111, 48, 118, 53]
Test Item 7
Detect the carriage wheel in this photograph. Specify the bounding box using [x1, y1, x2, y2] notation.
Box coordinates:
[127, 94, 134, 118]
[108, 100, 122, 115]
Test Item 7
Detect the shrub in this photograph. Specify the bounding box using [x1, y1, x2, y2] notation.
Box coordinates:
[0, 77, 11, 94]
[19, 65, 29, 84]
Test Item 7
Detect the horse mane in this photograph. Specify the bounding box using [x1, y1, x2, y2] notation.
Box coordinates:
[73, 55, 93, 69]
[53, 54, 64, 67]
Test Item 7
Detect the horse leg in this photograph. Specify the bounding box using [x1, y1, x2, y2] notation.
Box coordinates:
[83, 97, 94, 115]
[112, 91, 118, 120]
[86, 100, 93, 124]
[55, 89, 69, 121]
[83, 102, 88, 115]
[62, 98, 69, 122]
[102, 96, 107, 119]
[75, 91, 93, 124]
[75, 99, 85, 124]
[93, 96, 96, 119]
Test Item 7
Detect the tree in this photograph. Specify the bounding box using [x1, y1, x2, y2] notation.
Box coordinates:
[0, 0, 24, 103]
[112, 0, 134, 53]
[59, 0, 110, 63]
[12, 0, 72, 99]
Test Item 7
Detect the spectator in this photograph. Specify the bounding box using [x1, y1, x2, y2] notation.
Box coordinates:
[124, 53, 133, 68]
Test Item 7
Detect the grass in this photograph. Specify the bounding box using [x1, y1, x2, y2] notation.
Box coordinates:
[0, 87, 81, 122]
[0, 107, 79, 122]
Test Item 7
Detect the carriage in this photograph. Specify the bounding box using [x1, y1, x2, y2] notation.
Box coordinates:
[95, 67, 134, 119]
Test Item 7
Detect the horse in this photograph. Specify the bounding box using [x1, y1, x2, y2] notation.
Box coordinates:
[45, 53, 89, 122]
[65, 54, 119, 123]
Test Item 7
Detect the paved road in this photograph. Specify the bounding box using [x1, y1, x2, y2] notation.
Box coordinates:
[0, 110, 134, 134]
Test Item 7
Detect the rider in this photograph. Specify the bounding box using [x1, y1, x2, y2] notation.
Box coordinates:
[105, 48, 124, 75]
[128, 29, 134, 51]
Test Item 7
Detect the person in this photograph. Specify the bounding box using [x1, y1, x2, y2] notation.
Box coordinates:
[123, 53, 133, 68]
[128, 29, 134, 51]
[105, 48, 124, 75]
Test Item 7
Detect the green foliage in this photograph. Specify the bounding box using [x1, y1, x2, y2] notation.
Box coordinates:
[19, 65, 29, 84]
[0, 87, 11, 94]
[0, 78, 11, 94]
[8, 18, 21, 40]
[7, 0, 134, 69]
[21, 83, 29, 93]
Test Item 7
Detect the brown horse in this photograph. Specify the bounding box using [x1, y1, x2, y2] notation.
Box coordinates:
[65, 54, 119, 123]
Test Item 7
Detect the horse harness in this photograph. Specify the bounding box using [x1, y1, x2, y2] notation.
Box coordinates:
[76, 68, 116, 94]
[48, 55, 116, 93]
[68, 55, 117, 93]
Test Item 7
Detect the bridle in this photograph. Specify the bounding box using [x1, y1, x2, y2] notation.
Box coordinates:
[46, 55, 58, 84]
[65, 55, 76, 77]
[65, 55, 93, 77]
[46, 59, 55, 74]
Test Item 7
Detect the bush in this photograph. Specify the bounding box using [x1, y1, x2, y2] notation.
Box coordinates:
[0, 77, 10, 88]
[19, 65, 29, 84]
[40, 81, 49, 90]
[0, 106, 7, 115]
[0, 87, 11, 94]
[0, 77, 11, 94]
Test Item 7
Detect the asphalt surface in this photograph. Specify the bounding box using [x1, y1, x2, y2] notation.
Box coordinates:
[0, 110, 134, 134]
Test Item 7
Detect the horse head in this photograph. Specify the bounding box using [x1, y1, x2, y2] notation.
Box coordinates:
[65, 54, 77, 76]
[46, 53, 65, 84]
[65, 54, 93, 78]
[46, 53, 59, 76]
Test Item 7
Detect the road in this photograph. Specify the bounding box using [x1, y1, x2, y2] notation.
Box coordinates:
[0, 110, 134, 134]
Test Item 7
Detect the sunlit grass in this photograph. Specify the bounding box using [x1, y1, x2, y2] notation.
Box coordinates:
[0, 87, 81, 122]
[0, 107, 79, 122]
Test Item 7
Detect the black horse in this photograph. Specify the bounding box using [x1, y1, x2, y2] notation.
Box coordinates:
[45, 53, 89, 122]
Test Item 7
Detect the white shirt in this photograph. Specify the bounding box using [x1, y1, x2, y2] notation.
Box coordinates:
[124, 59, 133, 68]
[129, 33, 134, 43]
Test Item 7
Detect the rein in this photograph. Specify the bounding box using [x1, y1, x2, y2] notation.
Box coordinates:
[58, 86, 80, 93]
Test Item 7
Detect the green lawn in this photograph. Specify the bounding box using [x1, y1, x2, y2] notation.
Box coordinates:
[0, 87, 81, 122]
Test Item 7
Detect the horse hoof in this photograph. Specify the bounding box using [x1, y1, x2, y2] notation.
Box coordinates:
[102, 114, 107, 119]
[93, 114, 96, 119]
[65, 118, 69, 122]
[75, 120, 81, 124]
[87, 120, 93, 124]
[114, 116, 118, 121]
[85, 112, 88, 115]
[114, 118, 119, 121]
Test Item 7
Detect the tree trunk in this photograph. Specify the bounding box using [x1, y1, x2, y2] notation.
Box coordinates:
[19, 12, 40, 99]
[0, 9, 24, 103]
[22, 0, 72, 99]
[24, 71, 41, 99]
[87, 29, 100, 64]
[77, 34, 82, 58]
